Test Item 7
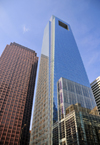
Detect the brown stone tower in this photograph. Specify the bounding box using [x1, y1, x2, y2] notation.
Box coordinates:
[0, 42, 38, 145]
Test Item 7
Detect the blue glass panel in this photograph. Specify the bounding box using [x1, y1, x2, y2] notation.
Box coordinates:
[52, 17, 90, 123]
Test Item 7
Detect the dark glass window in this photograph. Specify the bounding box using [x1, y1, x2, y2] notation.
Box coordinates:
[59, 21, 69, 30]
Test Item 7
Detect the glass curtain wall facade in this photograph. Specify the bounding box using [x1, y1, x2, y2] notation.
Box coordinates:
[30, 16, 97, 145]
[54, 77, 98, 145]
[57, 77, 96, 119]
[30, 22, 51, 145]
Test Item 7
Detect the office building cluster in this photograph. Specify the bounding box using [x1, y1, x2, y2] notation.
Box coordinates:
[0, 16, 100, 145]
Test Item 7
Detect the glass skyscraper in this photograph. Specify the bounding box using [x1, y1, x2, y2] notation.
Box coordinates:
[30, 16, 97, 145]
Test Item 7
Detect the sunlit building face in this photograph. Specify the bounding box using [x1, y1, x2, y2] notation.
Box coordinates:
[0, 42, 38, 145]
[30, 16, 97, 145]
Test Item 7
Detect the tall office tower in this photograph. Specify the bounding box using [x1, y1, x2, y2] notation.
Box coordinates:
[91, 76, 100, 114]
[30, 16, 96, 145]
[0, 42, 38, 145]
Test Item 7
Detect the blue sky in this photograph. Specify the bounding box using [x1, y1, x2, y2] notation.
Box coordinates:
[0, 0, 100, 128]
[0, 0, 100, 82]
[0, 0, 100, 83]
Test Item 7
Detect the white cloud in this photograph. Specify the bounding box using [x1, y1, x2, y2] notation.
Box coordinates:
[87, 52, 99, 66]
[23, 25, 29, 33]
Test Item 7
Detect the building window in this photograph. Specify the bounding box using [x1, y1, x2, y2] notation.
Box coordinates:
[59, 21, 69, 30]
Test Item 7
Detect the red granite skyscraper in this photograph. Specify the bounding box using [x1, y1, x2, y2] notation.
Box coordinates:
[0, 42, 38, 145]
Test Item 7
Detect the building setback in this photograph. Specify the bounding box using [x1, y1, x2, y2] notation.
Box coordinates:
[30, 16, 97, 145]
[91, 76, 100, 115]
[0, 42, 38, 145]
